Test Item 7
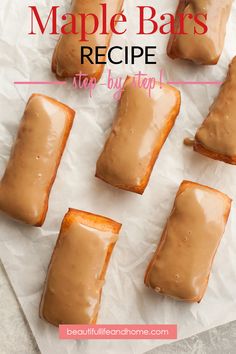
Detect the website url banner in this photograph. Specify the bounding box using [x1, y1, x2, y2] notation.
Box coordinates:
[59, 324, 177, 340]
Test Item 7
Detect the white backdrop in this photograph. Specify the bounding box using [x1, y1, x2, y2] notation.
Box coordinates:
[0, 1, 236, 354]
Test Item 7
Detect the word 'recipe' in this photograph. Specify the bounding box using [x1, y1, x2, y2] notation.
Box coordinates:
[29, 4, 208, 41]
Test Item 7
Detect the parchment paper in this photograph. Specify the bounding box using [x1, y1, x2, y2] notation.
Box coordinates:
[1, 1, 236, 354]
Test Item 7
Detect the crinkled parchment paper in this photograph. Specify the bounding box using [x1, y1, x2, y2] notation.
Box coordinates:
[1, 1, 236, 353]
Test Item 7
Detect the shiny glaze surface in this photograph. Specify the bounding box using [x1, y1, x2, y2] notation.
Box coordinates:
[96, 77, 180, 192]
[52, 0, 124, 79]
[0, 95, 71, 225]
[168, 0, 232, 64]
[195, 57, 236, 156]
[183, 137, 195, 146]
[145, 182, 231, 301]
[40, 217, 118, 325]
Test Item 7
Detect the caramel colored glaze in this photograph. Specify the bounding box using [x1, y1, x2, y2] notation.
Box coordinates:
[194, 57, 236, 164]
[167, 0, 232, 65]
[40, 209, 121, 326]
[96, 77, 181, 194]
[0, 94, 75, 226]
[145, 181, 231, 302]
[183, 137, 195, 147]
[52, 0, 124, 80]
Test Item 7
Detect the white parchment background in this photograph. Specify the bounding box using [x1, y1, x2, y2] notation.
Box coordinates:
[1, 1, 236, 354]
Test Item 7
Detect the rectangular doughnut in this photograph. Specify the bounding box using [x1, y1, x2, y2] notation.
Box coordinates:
[194, 57, 236, 164]
[39, 209, 121, 326]
[96, 76, 181, 194]
[0, 94, 75, 226]
[167, 0, 232, 65]
[52, 0, 124, 80]
[144, 181, 231, 302]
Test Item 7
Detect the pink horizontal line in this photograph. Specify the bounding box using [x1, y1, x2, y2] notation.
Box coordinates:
[14, 81, 66, 85]
[167, 81, 223, 85]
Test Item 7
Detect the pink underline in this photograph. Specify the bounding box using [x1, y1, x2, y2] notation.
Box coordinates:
[14, 81, 66, 85]
[167, 81, 223, 85]
[13, 80, 223, 87]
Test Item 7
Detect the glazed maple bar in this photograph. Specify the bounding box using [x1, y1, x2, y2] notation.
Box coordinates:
[40, 209, 121, 326]
[96, 76, 181, 194]
[167, 0, 232, 65]
[52, 0, 124, 80]
[194, 56, 236, 164]
[0, 94, 75, 226]
[145, 181, 231, 302]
